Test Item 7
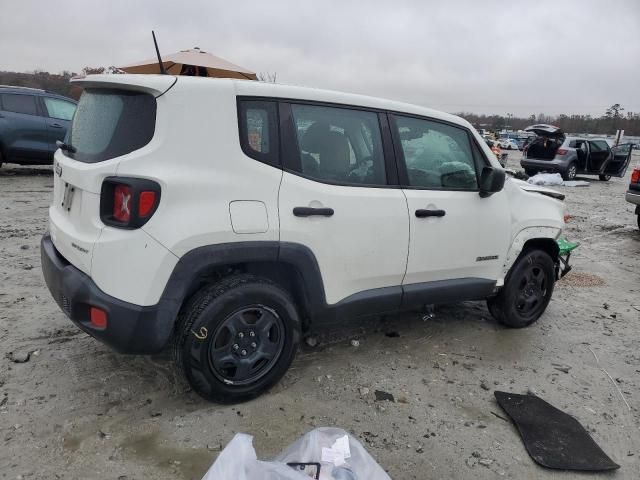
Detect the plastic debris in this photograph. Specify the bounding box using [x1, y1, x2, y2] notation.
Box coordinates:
[556, 237, 579, 256]
[201, 427, 391, 480]
[527, 173, 563, 186]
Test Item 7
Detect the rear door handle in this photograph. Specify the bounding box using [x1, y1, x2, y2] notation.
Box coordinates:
[415, 209, 446, 218]
[293, 207, 334, 217]
[50, 123, 63, 128]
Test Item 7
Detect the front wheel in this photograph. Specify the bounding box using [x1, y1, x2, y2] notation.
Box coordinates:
[487, 249, 555, 328]
[598, 174, 611, 181]
[174, 274, 301, 403]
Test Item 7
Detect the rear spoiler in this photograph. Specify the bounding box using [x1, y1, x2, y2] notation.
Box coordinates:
[70, 74, 177, 97]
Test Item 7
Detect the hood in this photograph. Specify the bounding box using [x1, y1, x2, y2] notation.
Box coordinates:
[509, 177, 565, 200]
[524, 124, 564, 138]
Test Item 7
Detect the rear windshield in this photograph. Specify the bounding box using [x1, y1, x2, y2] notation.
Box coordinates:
[65, 88, 156, 163]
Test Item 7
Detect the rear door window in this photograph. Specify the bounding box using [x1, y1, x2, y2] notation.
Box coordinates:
[289, 104, 387, 186]
[0, 93, 38, 116]
[66, 88, 156, 163]
[43, 97, 76, 121]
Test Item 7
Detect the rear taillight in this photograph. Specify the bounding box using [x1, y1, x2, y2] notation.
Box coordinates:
[556, 149, 568, 156]
[631, 168, 640, 184]
[100, 177, 161, 229]
[138, 191, 157, 217]
[113, 185, 132, 223]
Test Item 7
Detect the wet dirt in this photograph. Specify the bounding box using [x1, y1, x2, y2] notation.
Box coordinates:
[1, 155, 639, 479]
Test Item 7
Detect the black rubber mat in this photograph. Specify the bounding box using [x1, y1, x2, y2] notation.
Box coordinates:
[495, 391, 619, 471]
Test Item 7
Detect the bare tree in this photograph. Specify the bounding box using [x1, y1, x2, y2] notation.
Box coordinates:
[257, 72, 277, 83]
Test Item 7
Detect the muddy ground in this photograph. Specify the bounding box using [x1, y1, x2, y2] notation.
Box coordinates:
[1, 151, 639, 479]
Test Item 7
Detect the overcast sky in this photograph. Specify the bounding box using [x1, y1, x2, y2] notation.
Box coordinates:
[2, 0, 639, 116]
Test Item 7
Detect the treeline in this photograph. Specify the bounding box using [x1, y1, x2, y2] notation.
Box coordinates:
[2, 70, 638, 136]
[0, 67, 119, 100]
[458, 104, 640, 136]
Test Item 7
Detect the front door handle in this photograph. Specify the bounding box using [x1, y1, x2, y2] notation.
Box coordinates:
[293, 207, 334, 217]
[415, 209, 446, 218]
[50, 123, 63, 128]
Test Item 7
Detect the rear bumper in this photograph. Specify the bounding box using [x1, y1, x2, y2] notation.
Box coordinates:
[520, 158, 568, 172]
[625, 190, 640, 206]
[41, 234, 169, 354]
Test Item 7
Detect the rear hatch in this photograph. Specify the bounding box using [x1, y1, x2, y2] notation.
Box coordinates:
[524, 124, 565, 161]
[49, 74, 175, 274]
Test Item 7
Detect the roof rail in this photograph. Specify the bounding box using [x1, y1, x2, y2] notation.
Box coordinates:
[0, 85, 46, 92]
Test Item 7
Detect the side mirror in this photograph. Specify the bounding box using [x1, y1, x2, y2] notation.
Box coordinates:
[479, 166, 505, 198]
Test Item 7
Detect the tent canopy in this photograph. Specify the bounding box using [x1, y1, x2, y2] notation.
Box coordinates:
[120, 47, 257, 80]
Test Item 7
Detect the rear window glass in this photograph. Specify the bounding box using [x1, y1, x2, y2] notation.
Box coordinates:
[66, 88, 156, 163]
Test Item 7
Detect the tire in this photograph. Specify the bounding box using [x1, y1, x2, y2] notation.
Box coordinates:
[524, 168, 537, 177]
[637, 214, 640, 231]
[173, 274, 301, 403]
[487, 249, 555, 328]
[563, 162, 577, 180]
[598, 174, 611, 181]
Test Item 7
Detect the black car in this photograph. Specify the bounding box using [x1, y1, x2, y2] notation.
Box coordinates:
[0, 86, 77, 167]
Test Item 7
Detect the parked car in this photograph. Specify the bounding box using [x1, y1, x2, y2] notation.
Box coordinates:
[521, 124, 634, 181]
[0, 86, 76, 167]
[497, 138, 519, 150]
[42, 74, 571, 403]
[626, 164, 640, 229]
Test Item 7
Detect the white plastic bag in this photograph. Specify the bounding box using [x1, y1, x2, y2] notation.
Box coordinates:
[202, 427, 391, 480]
[527, 172, 564, 186]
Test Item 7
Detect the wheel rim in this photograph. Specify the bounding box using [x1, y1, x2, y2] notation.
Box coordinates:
[515, 264, 548, 320]
[208, 305, 285, 386]
[568, 165, 576, 179]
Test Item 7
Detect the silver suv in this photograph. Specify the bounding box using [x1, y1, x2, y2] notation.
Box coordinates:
[520, 124, 633, 181]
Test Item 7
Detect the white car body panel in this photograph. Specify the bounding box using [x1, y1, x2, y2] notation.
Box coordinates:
[402, 189, 511, 285]
[278, 172, 409, 304]
[50, 74, 564, 308]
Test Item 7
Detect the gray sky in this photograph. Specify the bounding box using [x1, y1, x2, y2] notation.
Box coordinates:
[2, 0, 639, 116]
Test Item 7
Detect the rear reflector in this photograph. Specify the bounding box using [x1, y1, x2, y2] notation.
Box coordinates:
[631, 168, 640, 184]
[113, 185, 132, 223]
[90, 307, 108, 329]
[138, 191, 157, 217]
[556, 149, 568, 156]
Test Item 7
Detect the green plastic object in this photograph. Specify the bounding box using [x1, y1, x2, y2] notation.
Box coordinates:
[557, 237, 579, 256]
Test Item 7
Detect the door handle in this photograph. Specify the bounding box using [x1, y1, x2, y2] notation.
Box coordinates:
[50, 123, 63, 128]
[415, 209, 446, 218]
[293, 207, 334, 217]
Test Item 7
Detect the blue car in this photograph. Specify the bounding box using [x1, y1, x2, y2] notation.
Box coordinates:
[0, 85, 77, 167]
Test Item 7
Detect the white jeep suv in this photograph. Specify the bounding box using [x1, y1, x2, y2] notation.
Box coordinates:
[42, 74, 570, 403]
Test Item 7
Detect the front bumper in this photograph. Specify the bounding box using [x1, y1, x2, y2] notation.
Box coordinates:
[625, 190, 640, 207]
[41, 234, 169, 354]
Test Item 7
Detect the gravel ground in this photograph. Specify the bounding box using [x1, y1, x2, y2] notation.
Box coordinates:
[1, 151, 639, 479]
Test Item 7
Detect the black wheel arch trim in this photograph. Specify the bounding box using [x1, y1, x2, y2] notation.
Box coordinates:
[157, 242, 498, 339]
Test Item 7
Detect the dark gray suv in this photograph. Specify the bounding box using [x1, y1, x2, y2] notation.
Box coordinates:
[0, 86, 76, 168]
[520, 124, 633, 181]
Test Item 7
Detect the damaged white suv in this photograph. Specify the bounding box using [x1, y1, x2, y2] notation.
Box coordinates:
[42, 74, 571, 402]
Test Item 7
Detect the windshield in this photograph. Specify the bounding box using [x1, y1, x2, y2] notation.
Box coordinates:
[65, 88, 156, 163]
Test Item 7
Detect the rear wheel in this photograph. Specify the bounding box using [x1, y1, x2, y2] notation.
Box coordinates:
[637, 214, 640, 231]
[174, 274, 301, 403]
[563, 162, 577, 180]
[524, 168, 537, 177]
[487, 249, 555, 328]
[598, 174, 611, 181]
